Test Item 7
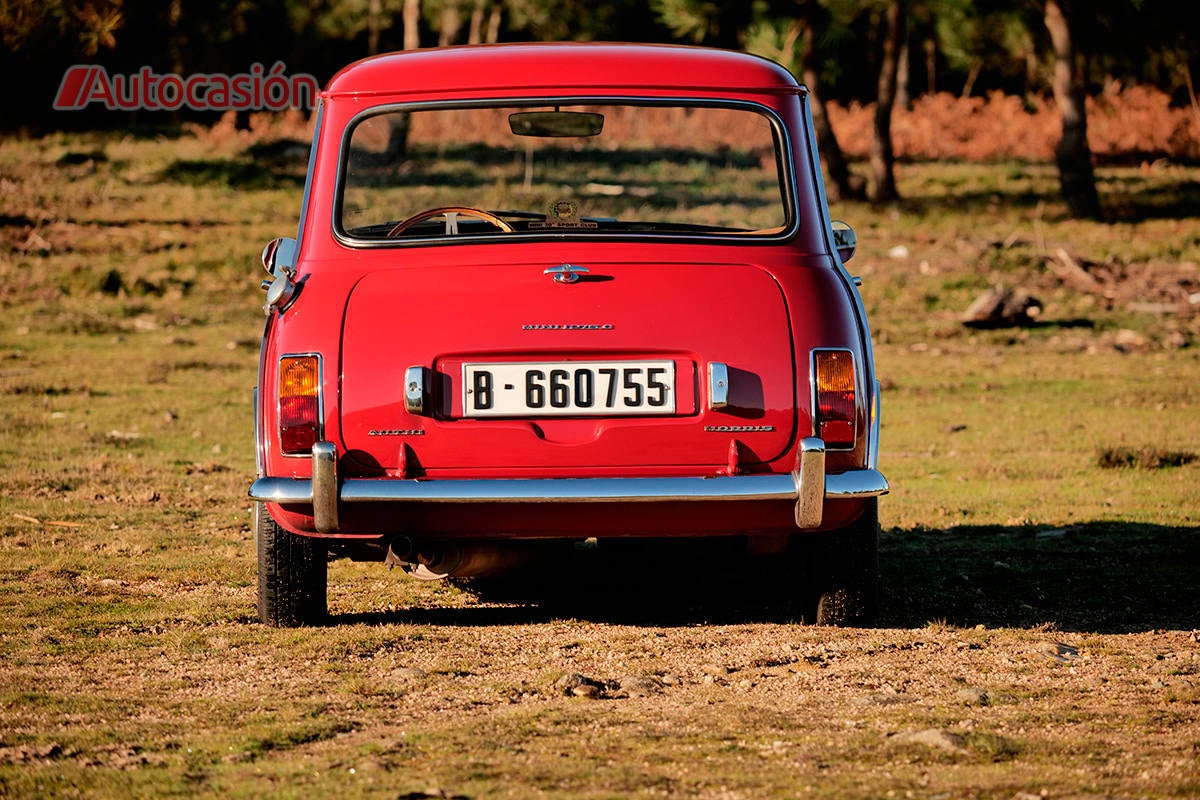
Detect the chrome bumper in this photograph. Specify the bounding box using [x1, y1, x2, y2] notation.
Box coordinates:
[249, 437, 889, 534]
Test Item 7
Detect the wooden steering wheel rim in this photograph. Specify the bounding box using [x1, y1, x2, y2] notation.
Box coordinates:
[386, 206, 514, 237]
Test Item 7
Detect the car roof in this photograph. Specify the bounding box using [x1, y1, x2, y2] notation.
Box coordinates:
[323, 42, 801, 100]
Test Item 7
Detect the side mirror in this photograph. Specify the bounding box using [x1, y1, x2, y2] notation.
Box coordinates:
[260, 237, 298, 314]
[261, 237, 297, 276]
[831, 220, 856, 263]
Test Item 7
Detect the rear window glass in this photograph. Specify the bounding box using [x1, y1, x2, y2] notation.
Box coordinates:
[338, 102, 791, 242]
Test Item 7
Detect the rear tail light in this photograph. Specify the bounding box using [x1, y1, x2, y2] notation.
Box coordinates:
[278, 355, 322, 455]
[813, 349, 856, 449]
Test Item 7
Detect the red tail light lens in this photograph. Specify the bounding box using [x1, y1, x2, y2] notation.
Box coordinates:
[278, 355, 321, 455]
[814, 350, 856, 449]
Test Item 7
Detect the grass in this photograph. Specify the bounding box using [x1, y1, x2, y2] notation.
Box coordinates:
[1, 131, 1199, 798]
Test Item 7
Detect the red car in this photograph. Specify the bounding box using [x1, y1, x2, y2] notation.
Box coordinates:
[250, 42, 887, 626]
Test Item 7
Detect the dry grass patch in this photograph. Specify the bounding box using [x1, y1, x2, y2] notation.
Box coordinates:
[1, 132, 1198, 799]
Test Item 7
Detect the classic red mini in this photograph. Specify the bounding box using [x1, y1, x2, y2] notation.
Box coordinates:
[251, 42, 888, 626]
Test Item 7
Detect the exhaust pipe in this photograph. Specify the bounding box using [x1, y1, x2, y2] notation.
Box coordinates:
[385, 537, 546, 580]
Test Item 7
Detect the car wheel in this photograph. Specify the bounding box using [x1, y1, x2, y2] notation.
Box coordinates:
[804, 498, 880, 627]
[255, 502, 327, 627]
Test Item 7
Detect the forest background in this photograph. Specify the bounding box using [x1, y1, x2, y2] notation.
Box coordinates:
[3, 0, 1199, 218]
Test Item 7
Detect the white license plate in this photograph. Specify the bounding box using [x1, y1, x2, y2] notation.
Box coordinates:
[463, 361, 676, 417]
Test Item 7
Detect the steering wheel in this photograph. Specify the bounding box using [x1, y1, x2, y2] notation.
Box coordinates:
[387, 206, 514, 237]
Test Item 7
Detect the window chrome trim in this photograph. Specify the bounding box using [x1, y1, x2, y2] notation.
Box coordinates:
[331, 96, 800, 249]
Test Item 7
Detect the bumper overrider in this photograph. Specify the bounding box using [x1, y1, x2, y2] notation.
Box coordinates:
[249, 437, 889, 534]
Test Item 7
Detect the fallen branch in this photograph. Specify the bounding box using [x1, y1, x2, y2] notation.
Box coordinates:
[1047, 247, 1105, 293]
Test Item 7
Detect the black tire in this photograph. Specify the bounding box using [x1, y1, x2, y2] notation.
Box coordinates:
[255, 502, 328, 627]
[804, 498, 880, 627]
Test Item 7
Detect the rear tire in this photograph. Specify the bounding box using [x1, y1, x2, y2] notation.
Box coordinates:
[805, 498, 880, 626]
[255, 502, 327, 627]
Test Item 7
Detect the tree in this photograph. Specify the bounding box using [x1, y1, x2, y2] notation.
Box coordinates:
[932, 0, 1033, 98]
[868, 0, 905, 203]
[799, 16, 866, 201]
[651, 0, 753, 49]
[0, 0, 123, 55]
[1041, 0, 1101, 218]
[504, 0, 665, 42]
[383, 0, 421, 159]
[793, 3, 867, 201]
[467, 0, 503, 43]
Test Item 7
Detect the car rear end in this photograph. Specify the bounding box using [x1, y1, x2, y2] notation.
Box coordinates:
[250, 43, 887, 625]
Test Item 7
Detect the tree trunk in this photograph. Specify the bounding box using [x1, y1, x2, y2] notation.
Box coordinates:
[168, 0, 185, 127]
[438, 1, 463, 46]
[384, 0, 422, 160]
[485, 5, 501, 42]
[403, 0, 420, 50]
[896, 38, 911, 110]
[961, 59, 981, 98]
[367, 0, 381, 55]
[924, 36, 936, 95]
[868, 0, 905, 204]
[468, 0, 485, 44]
[799, 16, 864, 202]
[1043, 0, 1101, 219]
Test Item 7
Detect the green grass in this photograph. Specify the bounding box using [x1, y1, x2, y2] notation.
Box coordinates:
[1, 132, 1198, 799]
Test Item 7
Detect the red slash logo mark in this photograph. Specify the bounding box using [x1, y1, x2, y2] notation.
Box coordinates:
[53, 66, 99, 110]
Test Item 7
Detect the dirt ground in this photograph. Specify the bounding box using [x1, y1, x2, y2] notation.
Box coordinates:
[2, 139, 1198, 798]
[7, 559, 1199, 799]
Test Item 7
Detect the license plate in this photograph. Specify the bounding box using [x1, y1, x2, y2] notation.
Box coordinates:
[463, 361, 676, 417]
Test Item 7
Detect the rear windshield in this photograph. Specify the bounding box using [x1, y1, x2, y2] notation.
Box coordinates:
[337, 102, 792, 242]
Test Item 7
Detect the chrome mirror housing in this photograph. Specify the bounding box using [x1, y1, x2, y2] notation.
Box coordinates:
[261, 237, 297, 276]
[831, 220, 856, 263]
[260, 237, 299, 314]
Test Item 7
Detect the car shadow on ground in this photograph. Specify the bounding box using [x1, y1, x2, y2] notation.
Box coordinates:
[335, 540, 814, 628]
[330, 522, 1199, 632]
[879, 521, 1200, 633]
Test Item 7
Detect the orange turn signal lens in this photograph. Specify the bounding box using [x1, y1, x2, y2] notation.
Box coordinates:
[814, 350, 856, 448]
[279, 355, 321, 455]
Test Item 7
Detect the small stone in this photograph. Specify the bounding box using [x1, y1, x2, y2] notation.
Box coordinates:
[955, 687, 989, 706]
[555, 673, 604, 698]
[21, 231, 52, 253]
[962, 285, 1042, 328]
[858, 693, 913, 707]
[554, 673, 586, 692]
[394, 667, 427, 680]
[700, 663, 731, 678]
[570, 683, 601, 699]
[1035, 528, 1067, 540]
[1114, 329, 1151, 352]
[1035, 641, 1079, 664]
[894, 728, 968, 753]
